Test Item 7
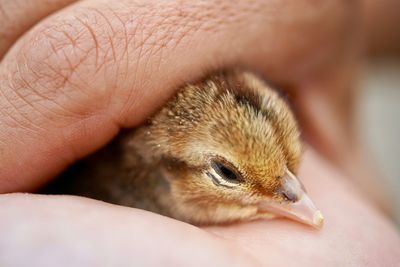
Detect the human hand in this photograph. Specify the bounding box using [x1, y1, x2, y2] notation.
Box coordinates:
[0, 0, 399, 266]
[2, 152, 400, 266]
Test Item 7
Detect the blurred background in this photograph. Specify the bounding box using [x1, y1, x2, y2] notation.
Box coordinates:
[358, 59, 400, 224]
[358, 0, 400, 224]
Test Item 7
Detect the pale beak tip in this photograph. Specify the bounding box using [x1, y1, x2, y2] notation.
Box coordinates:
[312, 210, 324, 229]
[259, 170, 325, 230]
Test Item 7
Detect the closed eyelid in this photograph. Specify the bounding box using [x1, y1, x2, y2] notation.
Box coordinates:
[206, 172, 236, 189]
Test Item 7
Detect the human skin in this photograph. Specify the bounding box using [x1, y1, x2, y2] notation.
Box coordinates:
[0, 0, 399, 266]
[1, 151, 399, 266]
[363, 0, 400, 55]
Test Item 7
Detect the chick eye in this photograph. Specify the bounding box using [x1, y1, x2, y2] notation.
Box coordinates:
[210, 160, 242, 185]
[213, 163, 238, 181]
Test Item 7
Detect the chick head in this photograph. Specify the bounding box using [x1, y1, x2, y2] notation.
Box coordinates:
[143, 70, 323, 228]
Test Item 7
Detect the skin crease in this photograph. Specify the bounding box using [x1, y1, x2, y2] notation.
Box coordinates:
[0, 0, 359, 192]
[0, 0, 399, 266]
[0, 0, 78, 59]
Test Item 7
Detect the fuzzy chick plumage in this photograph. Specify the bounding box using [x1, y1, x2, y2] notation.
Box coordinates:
[45, 70, 323, 228]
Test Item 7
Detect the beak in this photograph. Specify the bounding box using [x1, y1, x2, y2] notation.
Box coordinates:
[258, 170, 324, 229]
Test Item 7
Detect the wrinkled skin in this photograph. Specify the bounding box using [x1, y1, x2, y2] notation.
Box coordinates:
[0, 0, 399, 266]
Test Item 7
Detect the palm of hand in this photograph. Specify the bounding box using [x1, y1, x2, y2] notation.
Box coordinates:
[1, 152, 398, 267]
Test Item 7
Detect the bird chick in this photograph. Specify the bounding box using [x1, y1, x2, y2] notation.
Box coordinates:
[46, 70, 324, 228]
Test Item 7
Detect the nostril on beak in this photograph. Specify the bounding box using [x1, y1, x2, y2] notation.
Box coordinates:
[281, 190, 299, 202]
[279, 169, 303, 203]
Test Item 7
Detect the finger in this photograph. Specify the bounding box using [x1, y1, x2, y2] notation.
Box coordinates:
[207, 149, 400, 266]
[1, 150, 399, 266]
[0, 0, 77, 60]
[364, 0, 400, 55]
[0, 0, 356, 192]
[0, 194, 256, 267]
[294, 61, 391, 213]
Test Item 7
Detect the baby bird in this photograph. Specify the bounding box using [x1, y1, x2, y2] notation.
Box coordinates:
[47, 70, 323, 228]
